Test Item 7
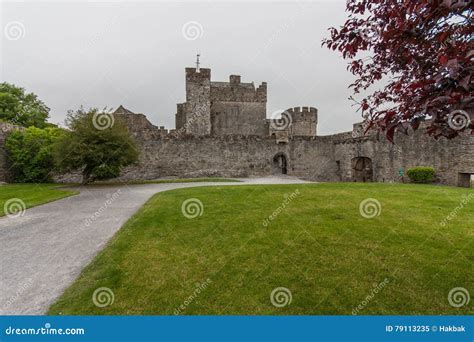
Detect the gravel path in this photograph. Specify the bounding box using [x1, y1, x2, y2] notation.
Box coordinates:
[0, 177, 308, 315]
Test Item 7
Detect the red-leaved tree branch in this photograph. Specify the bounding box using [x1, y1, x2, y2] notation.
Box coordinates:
[323, 0, 473, 141]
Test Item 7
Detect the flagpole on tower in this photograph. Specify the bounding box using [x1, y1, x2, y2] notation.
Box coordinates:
[196, 53, 200, 72]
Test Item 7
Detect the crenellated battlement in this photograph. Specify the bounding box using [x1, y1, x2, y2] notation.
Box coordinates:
[285, 106, 317, 114]
[210, 79, 267, 103]
[185, 67, 211, 81]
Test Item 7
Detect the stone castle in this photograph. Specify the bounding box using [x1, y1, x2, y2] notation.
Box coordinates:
[107, 65, 473, 187]
[1, 65, 473, 187]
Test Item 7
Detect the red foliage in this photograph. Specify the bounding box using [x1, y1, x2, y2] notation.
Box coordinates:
[323, 0, 473, 141]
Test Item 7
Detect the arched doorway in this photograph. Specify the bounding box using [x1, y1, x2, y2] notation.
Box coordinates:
[352, 157, 373, 182]
[272, 153, 288, 175]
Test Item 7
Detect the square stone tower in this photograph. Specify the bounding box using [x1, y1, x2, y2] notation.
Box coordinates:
[175, 67, 212, 136]
[176, 66, 267, 137]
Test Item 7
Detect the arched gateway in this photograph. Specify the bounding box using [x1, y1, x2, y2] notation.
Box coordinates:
[351, 157, 373, 182]
[272, 153, 288, 175]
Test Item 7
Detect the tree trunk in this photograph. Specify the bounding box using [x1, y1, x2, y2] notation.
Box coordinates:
[82, 167, 94, 185]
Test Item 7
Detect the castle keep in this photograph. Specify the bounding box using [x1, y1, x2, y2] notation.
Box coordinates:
[173, 67, 317, 139]
[1, 65, 473, 187]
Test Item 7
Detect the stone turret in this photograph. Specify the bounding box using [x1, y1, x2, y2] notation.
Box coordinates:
[268, 106, 318, 141]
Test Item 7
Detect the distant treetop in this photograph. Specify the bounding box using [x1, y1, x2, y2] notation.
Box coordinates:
[0, 82, 51, 128]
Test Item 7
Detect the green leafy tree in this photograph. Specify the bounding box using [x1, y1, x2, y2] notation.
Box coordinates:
[54, 107, 139, 184]
[0, 82, 50, 128]
[5, 127, 63, 182]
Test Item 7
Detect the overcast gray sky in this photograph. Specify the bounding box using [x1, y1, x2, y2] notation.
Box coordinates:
[1, 0, 364, 135]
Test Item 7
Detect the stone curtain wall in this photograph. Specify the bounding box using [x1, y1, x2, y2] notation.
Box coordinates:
[0, 116, 472, 186]
[111, 126, 473, 187]
[333, 129, 474, 186]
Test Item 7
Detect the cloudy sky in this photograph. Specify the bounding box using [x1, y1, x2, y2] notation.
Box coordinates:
[1, 0, 364, 135]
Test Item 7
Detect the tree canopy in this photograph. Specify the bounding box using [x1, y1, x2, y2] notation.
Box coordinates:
[0, 82, 50, 128]
[323, 0, 473, 141]
[54, 108, 139, 184]
[5, 126, 63, 183]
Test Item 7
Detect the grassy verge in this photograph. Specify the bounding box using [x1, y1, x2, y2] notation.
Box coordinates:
[0, 184, 77, 217]
[49, 183, 473, 315]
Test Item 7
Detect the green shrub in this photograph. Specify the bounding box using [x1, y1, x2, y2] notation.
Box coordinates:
[53, 108, 139, 184]
[406, 167, 435, 183]
[5, 126, 63, 182]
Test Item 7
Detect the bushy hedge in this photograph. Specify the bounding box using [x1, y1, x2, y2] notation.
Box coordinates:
[5, 126, 63, 182]
[406, 167, 435, 183]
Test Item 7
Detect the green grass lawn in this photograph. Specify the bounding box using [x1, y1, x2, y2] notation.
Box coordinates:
[0, 184, 77, 217]
[49, 183, 473, 315]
